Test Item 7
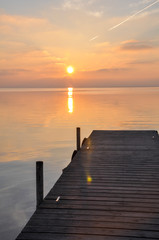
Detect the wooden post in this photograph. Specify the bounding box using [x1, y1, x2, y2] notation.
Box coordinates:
[76, 127, 81, 151]
[36, 161, 43, 208]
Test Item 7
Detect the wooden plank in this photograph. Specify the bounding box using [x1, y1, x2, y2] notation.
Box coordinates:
[36, 208, 159, 218]
[27, 218, 159, 230]
[17, 233, 157, 240]
[45, 195, 159, 203]
[22, 226, 159, 238]
[39, 203, 159, 213]
[41, 199, 159, 208]
[31, 213, 159, 224]
[49, 188, 159, 195]
[51, 185, 159, 192]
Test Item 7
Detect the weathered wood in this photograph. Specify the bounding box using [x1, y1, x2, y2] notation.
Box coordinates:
[27, 219, 159, 231]
[17, 233, 157, 240]
[46, 195, 159, 203]
[36, 207, 159, 218]
[76, 127, 81, 151]
[30, 213, 159, 224]
[41, 199, 159, 208]
[36, 161, 43, 208]
[16, 130, 159, 240]
[21, 225, 159, 238]
[38, 202, 159, 213]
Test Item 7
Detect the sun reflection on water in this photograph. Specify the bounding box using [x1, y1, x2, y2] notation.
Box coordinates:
[68, 88, 73, 113]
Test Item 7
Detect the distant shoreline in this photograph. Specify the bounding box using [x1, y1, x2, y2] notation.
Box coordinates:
[0, 86, 159, 92]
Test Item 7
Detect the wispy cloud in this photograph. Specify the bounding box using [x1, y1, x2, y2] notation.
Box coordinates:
[129, 59, 159, 64]
[62, 0, 97, 10]
[120, 40, 153, 51]
[0, 13, 50, 28]
[87, 10, 103, 18]
[96, 67, 129, 72]
[61, 0, 103, 18]
[129, 0, 153, 8]
[0, 69, 29, 76]
[62, 0, 83, 10]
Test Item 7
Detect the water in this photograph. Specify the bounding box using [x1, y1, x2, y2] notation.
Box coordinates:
[0, 87, 159, 239]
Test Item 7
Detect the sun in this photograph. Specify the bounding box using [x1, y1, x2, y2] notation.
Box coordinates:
[67, 66, 74, 74]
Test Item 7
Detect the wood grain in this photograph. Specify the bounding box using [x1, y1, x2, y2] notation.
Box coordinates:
[16, 130, 159, 240]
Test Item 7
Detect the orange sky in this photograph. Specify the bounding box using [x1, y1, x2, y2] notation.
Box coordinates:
[0, 0, 159, 87]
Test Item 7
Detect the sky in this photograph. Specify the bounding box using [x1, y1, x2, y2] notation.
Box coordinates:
[0, 0, 159, 87]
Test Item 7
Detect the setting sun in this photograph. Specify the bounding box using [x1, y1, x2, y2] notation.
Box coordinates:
[67, 66, 74, 74]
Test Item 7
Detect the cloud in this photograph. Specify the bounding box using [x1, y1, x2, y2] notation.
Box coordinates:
[129, 59, 159, 64]
[80, 67, 130, 77]
[87, 10, 103, 18]
[62, 0, 96, 11]
[96, 68, 129, 72]
[62, 0, 83, 10]
[0, 13, 57, 49]
[61, 0, 103, 18]
[0, 75, 70, 88]
[62, 0, 99, 10]
[0, 13, 51, 29]
[91, 41, 112, 53]
[0, 12, 69, 78]
[120, 40, 153, 51]
[129, 0, 153, 8]
[0, 69, 29, 76]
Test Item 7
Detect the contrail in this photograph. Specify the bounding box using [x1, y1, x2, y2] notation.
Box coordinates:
[89, 35, 99, 41]
[89, 0, 159, 41]
[108, 0, 159, 31]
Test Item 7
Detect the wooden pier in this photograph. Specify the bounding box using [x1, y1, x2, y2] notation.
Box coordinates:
[16, 130, 159, 240]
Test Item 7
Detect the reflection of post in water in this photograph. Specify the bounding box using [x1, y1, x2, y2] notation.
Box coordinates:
[68, 87, 73, 113]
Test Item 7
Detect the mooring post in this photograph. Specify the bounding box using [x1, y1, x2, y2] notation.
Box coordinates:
[36, 161, 43, 208]
[76, 127, 81, 151]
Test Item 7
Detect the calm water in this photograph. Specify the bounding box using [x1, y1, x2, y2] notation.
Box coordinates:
[0, 87, 159, 239]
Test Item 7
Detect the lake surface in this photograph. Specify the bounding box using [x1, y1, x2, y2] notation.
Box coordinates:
[0, 87, 159, 240]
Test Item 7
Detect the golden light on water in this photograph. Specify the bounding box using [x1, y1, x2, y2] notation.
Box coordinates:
[68, 87, 73, 97]
[67, 66, 74, 74]
[68, 87, 73, 113]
